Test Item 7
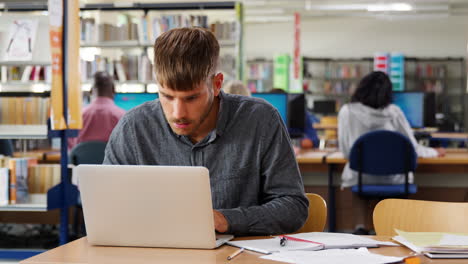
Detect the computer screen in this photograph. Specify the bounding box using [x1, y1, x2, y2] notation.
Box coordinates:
[393, 92, 424, 128]
[288, 93, 306, 132]
[252, 93, 288, 123]
[114, 93, 159, 111]
[313, 100, 336, 115]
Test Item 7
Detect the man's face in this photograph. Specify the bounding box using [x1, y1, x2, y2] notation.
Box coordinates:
[159, 74, 223, 138]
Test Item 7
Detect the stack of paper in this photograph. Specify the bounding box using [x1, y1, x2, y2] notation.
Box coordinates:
[393, 230, 468, 259]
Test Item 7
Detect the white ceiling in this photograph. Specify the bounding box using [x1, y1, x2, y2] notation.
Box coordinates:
[4, 0, 468, 22]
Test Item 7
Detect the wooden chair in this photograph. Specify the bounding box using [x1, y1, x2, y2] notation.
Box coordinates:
[373, 198, 468, 236]
[296, 193, 327, 233]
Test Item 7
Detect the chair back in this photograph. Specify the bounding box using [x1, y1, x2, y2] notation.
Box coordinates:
[349, 130, 417, 175]
[373, 198, 468, 236]
[296, 193, 327, 233]
[70, 141, 107, 165]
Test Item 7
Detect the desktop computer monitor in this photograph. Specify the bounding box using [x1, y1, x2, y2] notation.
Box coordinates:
[393, 92, 424, 128]
[114, 93, 159, 111]
[251, 93, 288, 123]
[287, 93, 306, 137]
[312, 100, 336, 115]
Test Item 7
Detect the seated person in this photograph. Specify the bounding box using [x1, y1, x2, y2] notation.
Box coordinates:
[338, 71, 445, 188]
[223, 80, 251, 96]
[103, 28, 308, 236]
[68, 72, 125, 149]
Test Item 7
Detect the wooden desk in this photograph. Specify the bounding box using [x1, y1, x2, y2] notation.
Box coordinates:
[297, 150, 468, 232]
[20, 236, 468, 264]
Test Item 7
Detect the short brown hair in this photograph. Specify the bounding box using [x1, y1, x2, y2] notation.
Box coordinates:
[154, 27, 220, 91]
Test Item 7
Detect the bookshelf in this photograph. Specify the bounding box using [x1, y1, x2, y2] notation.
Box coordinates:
[302, 56, 467, 130]
[303, 57, 373, 112]
[0, 203, 47, 212]
[78, 1, 243, 93]
[0, 125, 48, 139]
[246, 59, 273, 93]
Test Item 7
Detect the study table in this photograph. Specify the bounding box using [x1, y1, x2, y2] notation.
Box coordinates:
[20, 236, 468, 264]
[296, 149, 468, 232]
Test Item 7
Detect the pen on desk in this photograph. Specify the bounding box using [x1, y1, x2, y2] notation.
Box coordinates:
[280, 236, 288, 247]
[227, 247, 245, 261]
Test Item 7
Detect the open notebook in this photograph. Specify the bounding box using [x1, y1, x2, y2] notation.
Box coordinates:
[227, 232, 395, 254]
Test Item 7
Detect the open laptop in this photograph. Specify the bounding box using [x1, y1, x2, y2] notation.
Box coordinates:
[77, 165, 233, 249]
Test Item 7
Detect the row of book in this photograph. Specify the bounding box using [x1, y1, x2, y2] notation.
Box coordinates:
[247, 61, 273, 80]
[0, 156, 61, 206]
[305, 64, 370, 80]
[80, 54, 153, 83]
[0, 66, 52, 83]
[415, 64, 448, 78]
[82, 53, 236, 85]
[0, 157, 34, 205]
[306, 80, 358, 96]
[82, 17, 140, 43]
[0, 97, 50, 125]
[81, 14, 237, 45]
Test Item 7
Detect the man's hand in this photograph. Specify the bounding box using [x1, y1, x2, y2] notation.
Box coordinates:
[213, 210, 229, 233]
[436, 148, 446, 157]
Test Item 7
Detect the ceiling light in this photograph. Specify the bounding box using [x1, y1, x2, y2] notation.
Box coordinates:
[245, 16, 294, 23]
[243, 0, 266, 7]
[245, 8, 284, 15]
[367, 3, 413, 12]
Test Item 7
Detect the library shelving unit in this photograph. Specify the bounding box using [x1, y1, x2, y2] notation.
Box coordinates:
[0, 1, 80, 260]
[246, 58, 273, 93]
[405, 57, 466, 131]
[78, 1, 244, 93]
[302, 56, 467, 130]
[302, 57, 373, 112]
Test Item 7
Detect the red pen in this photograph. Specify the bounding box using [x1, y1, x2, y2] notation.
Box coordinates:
[279, 235, 324, 246]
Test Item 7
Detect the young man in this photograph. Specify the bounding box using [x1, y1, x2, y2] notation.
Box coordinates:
[69, 71, 125, 149]
[103, 28, 308, 236]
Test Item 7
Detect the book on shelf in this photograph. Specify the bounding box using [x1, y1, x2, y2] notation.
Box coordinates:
[0, 65, 51, 83]
[0, 156, 60, 205]
[81, 13, 237, 46]
[28, 164, 61, 194]
[0, 167, 8, 206]
[0, 97, 50, 125]
[81, 54, 153, 83]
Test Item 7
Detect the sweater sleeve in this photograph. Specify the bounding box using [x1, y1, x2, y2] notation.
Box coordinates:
[218, 107, 309, 236]
[393, 105, 438, 158]
[338, 105, 352, 159]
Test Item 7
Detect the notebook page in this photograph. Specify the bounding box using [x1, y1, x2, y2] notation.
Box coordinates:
[227, 238, 322, 254]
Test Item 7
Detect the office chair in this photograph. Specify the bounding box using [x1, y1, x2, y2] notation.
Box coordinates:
[69, 140, 107, 238]
[373, 198, 468, 236]
[296, 193, 327, 233]
[349, 130, 418, 197]
[70, 141, 107, 165]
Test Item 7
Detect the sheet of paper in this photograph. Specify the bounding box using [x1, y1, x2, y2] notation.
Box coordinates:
[261, 248, 404, 264]
[364, 237, 399, 246]
[297, 151, 327, 159]
[439, 234, 468, 247]
[227, 237, 321, 254]
[287, 232, 379, 249]
[396, 230, 444, 247]
[4, 19, 39, 61]
[261, 253, 295, 263]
